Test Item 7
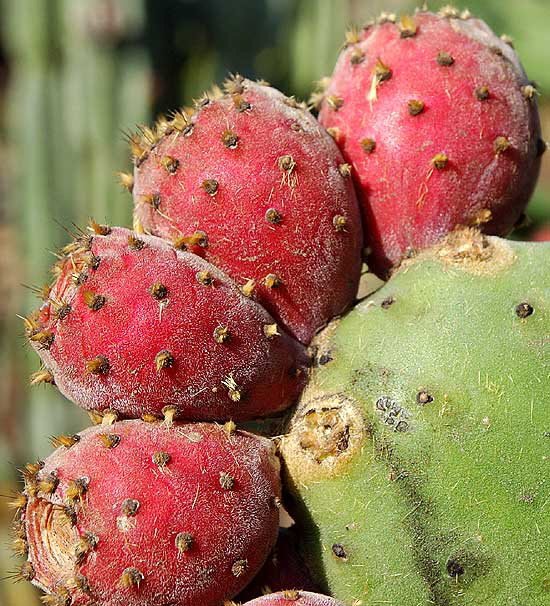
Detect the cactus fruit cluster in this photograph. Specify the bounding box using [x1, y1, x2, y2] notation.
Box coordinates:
[13, 6, 547, 606]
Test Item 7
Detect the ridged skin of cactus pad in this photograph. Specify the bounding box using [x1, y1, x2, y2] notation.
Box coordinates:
[282, 231, 549, 605]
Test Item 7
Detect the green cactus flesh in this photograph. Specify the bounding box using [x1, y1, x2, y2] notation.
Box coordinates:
[282, 230, 549, 606]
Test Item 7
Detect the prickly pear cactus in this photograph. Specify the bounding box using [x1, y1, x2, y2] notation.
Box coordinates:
[282, 229, 549, 605]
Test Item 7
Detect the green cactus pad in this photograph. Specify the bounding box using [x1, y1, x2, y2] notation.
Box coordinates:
[282, 230, 549, 606]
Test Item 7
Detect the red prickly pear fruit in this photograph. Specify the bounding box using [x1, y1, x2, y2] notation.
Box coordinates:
[238, 591, 345, 606]
[131, 76, 363, 344]
[235, 527, 320, 602]
[18, 420, 281, 606]
[26, 225, 308, 421]
[318, 10, 543, 277]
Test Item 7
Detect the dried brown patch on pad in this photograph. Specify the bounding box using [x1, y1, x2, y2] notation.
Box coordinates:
[282, 391, 366, 483]
[406, 228, 516, 275]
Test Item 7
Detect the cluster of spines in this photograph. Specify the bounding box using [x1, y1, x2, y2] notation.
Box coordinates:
[22, 219, 113, 361]
[119, 73, 309, 185]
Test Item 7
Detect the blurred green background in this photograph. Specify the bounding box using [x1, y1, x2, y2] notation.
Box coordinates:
[0, 1, 548, 602]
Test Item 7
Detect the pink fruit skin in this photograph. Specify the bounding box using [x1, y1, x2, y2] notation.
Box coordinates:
[241, 590, 344, 606]
[29, 226, 308, 420]
[319, 11, 542, 277]
[22, 420, 281, 606]
[132, 78, 363, 344]
[236, 527, 320, 601]
[530, 223, 550, 242]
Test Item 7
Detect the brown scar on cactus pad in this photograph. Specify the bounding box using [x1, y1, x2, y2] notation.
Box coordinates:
[27, 225, 308, 421]
[282, 389, 366, 483]
[319, 10, 542, 278]
[411, 226, 517, 275]
[18, 421, 281, 606]
[131, 75, 362, 344]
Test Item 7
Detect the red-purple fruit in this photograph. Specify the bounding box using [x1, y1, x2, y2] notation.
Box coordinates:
[16, 420, 281, 606]
[237, 590, 345, 606]
[318, 8, 543, 277]
[26, 224, 308, 421]
[130, 75, 363, 344]
[236, 527, 320, 601]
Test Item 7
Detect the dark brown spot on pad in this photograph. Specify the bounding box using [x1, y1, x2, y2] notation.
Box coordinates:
[515, 302, 533, 318]
[381, 296, 395, 309]
[332, 543, 348, 559]
[318, 353, 333, 365]
[447, 559, 465, 578]
[376, 396, 411, 432]
[416, 390, 434, 405]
